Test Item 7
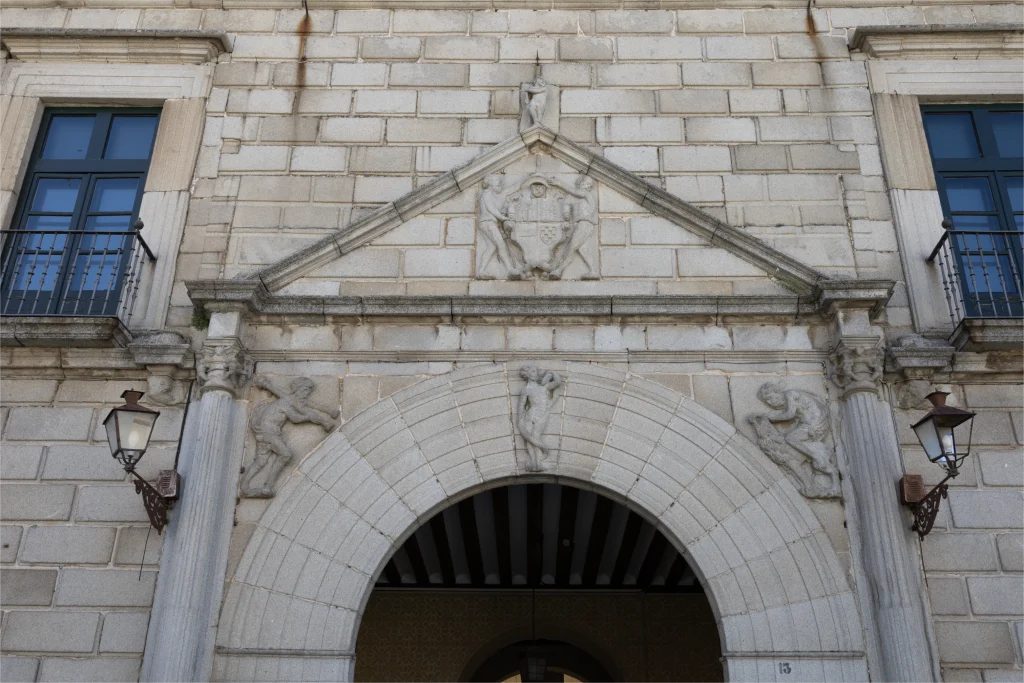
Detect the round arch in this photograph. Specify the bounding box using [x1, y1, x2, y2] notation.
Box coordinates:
[213, 363, 867, 682]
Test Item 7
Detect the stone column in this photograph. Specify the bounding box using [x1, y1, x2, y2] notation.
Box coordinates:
[142, 319, 251, 682]
[831, 339, 939, 682]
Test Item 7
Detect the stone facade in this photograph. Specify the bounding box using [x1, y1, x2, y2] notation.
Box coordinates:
[0, 2, 1021, 682]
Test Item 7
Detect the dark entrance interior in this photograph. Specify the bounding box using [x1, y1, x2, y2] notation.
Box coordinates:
[354, 484, 723, 682]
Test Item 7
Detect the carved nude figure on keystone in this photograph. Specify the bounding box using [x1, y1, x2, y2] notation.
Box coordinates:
[242, 376, 339, 498]
[517, 365, 562, 472]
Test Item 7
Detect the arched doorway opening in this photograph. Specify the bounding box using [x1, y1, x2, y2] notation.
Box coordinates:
[214, 364, 868, 682]
[354, 483, 722, 681]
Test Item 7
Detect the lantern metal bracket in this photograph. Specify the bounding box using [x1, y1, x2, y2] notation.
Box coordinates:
[127, 468, 180, 534]
[899, 472, 955, 539]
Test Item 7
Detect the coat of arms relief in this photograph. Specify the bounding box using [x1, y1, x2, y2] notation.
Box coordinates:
[476, 173, 599, 281]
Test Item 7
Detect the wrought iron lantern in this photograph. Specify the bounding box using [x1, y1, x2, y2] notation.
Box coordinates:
[900, 391, 976, 538]
[103, 390, 159, 470]
[103, 391, 179, 533]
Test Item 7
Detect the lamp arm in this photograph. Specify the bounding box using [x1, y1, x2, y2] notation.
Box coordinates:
[129, 470, 169, 534]
[909, 471, 956, 539]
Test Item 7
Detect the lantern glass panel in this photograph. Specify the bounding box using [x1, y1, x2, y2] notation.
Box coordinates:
[913, 418, 942, 462]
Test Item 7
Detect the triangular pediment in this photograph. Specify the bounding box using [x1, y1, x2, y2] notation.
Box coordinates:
[245, 125, 829, 296]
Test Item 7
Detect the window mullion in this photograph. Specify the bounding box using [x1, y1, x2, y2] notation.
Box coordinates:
[87, 112, 113, 160]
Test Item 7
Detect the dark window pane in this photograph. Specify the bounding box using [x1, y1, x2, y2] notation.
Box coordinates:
[1005, 176, 1023, 214]
[103, 116, 159, 160]
[944, 177, 997, 212]
[924, 113, 981, 158]
[951, 214, 1002, 231]
[991, 112, 1024, 158]
[41, 116, 95, 159]
[89, 178, 140, 213]
[85, 215, 132, 232]
[30, 178, 81, 213]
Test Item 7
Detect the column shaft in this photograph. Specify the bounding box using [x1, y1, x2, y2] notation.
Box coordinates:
[840, 390, 936, 682]
[142, 390, 244, 682]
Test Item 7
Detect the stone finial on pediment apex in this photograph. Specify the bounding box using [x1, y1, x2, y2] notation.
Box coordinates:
[520, 70, 559, 133]
[477, 172, 598, 281]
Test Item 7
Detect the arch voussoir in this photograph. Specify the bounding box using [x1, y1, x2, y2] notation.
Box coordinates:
[215, 363, 868, 682]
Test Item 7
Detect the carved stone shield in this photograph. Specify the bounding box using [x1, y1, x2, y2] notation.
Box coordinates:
[507, 179, 567, 270]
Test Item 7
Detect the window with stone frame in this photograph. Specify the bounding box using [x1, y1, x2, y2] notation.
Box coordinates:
[1, 107, 160, 318]
[921, 104, 1023, 318]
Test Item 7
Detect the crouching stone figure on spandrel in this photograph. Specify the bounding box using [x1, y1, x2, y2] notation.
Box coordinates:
[242, 376, 339, 498]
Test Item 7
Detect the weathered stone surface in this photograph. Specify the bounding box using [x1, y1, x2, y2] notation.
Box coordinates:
[20, 526, 116, 564]
[935, 621, 1016, 664]
[99, 612, 150, 653]
[0, 444, 43, 480]
[0, 569, 58, 606]
[4, 408, 93, 441]
[1, 611, 98, 651]
[0, 485, 75, 521]
[55, 569, 156, 607]
[38, 657, 142, 682]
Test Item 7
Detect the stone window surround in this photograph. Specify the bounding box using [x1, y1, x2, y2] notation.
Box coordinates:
[0, 32, 227, 333]
[855, 24, 1024, 338]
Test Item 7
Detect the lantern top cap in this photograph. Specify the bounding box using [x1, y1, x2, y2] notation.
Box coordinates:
[912, 390, 975, 430]
[121, 390, 145, 405]
[108, 390, 160, 417]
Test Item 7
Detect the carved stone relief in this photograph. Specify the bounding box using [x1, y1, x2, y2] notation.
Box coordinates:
[748, 382, 841, 499]
[241, 376, 339, 498]
[830, 343, 884, 397]
[147, 374, 190, 406]
[476, 173, 599, 281]
[516, 365, 562, 472]
[196, 341, 250, 397]
[519, 75, 559, 132]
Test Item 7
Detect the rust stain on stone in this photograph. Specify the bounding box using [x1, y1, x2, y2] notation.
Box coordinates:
[292, 5, 311, 115]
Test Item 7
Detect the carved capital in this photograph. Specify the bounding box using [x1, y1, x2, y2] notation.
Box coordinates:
[830, 343, 884, 398]
[196, 340, 251, 398]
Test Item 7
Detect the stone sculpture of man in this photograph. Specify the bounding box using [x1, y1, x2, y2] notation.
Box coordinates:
[242, 376, 339, 498]
[522, 76, 548, 127]
[546, 175, 600, 280]
[476, 174, 520, 280]
[517, 365, 562, 472]
[748, 382, 840, 498]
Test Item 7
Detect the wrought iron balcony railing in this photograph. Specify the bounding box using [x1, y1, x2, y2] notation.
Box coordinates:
[927, 220, 1024, 325]
[1, 227, 155, 326]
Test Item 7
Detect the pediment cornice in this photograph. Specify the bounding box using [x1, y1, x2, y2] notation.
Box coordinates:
[247, 125, 829, 296]
[185, 280, 896, 322]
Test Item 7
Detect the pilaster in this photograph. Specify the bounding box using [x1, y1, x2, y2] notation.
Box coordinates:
[829, 307, 939, 682]
[142, 311, 251, 682]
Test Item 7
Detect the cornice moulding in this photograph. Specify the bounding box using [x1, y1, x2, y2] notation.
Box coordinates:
[0, 28, 232, 64]
[2, 0, 1019, 9]
[183, 282, 899, 323]
[851, 23, 1024, 59]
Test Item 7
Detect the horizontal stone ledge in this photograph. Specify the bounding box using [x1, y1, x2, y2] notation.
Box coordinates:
[0, 316, 132, 349]
[0, 28, 232, 64]
[850, 23, 1024, 59]
[0, 0, 943, 10]
[186, 286, 821, 320]
[215, 647, 355, 658]
[723, 650, 867, 659]
[247, 349, 829, 363]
